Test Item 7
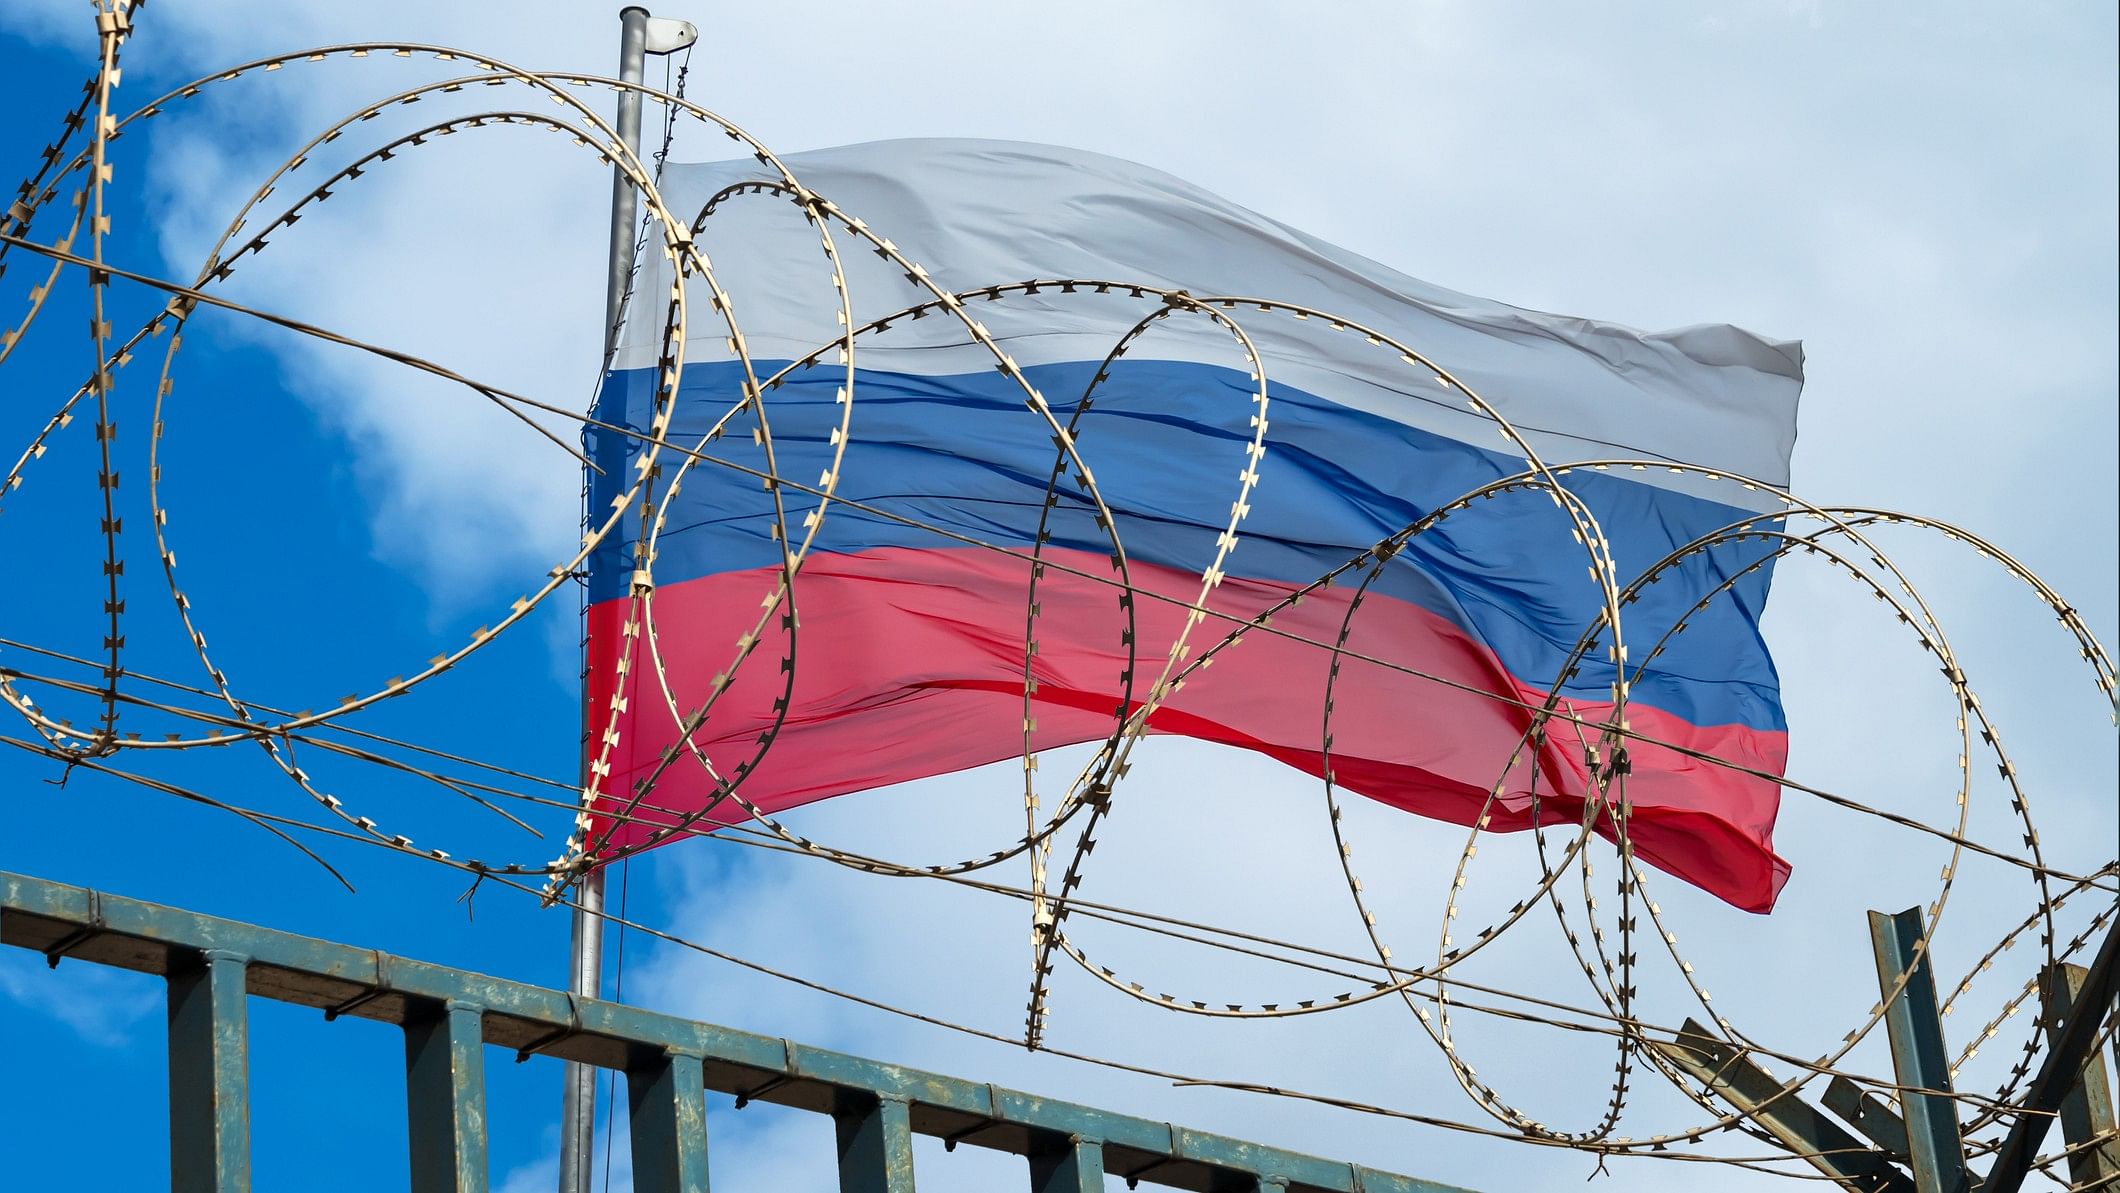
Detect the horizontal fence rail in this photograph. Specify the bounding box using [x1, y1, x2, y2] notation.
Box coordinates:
[0, 871, 1473, 1193]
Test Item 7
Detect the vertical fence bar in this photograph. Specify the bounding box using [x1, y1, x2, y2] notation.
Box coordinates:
[835, 1092, 916, 1193]
[627, 1049, 710, 1193]
[1027, 1132, 1103, 1193]
[406, 999, 489, 1193]
[2039, 962, 2120, 1187]
[168, 948, 250, 1193]
[1867, 908, 1970, 1193]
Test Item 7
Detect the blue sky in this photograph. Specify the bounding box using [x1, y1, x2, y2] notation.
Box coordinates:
[0, 4, 2114, 1191]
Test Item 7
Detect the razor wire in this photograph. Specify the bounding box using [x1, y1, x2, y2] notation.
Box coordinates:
[1, 4, 2115, 1185]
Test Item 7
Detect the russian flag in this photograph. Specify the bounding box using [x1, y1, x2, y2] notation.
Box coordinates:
[581, 140, 1804, 912]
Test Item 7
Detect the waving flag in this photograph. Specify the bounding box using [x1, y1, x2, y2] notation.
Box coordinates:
[583, 139, 1803, 911]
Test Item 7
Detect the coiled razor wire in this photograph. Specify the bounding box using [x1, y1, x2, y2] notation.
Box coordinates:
[1, 4, 2114, 1182]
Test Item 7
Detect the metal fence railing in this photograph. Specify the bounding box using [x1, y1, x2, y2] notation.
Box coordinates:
[0, 869, 1472, 1192]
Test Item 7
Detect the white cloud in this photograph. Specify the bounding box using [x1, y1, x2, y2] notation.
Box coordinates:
[494, 1147, 559, 1193]
[132, 59, 610, 598]
[0, 949, 161, 1047]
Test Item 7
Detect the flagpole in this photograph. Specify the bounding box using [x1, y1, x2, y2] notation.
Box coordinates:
[564, 8, 693, 1193]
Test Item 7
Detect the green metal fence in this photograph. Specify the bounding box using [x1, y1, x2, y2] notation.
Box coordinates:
[0, 870, 1471, 1192]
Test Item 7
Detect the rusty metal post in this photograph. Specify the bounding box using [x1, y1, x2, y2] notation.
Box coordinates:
[1824, 1075, 1913, 1163]
[1647, 1018, 1912, 1193]
[1866, 908, 1970, 1193]
[168, 948, 251, 1193]
[2038, 962, 2120, 1187]
[1988, 923, 2120, 1193]
[406, 999, 489, 1193]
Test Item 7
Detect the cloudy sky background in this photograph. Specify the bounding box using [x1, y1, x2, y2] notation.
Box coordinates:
[0, 2, 2113, 1191]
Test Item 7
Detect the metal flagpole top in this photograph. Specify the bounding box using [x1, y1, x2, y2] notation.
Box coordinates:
[598, 7, 694, 362]
[634, 11, 700, 55]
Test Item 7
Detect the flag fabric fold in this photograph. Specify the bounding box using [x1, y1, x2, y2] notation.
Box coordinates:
[584, 138, 1803, 912]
